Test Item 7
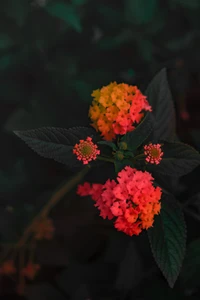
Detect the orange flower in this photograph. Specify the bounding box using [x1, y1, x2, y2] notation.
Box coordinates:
[33, 218, 55, 240]
[89, 82, 152, 140]
[0, 260, 16, 275]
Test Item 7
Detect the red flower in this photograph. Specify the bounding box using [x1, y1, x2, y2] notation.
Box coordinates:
[21, 262, 40, 280]
[144, 143, 163, 164]
[73, 137, 100, 164]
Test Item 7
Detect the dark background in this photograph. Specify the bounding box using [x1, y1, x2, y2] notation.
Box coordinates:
[0, 0, 200, 299]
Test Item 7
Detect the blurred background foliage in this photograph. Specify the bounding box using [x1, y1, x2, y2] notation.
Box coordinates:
[1, 0, 200, 299]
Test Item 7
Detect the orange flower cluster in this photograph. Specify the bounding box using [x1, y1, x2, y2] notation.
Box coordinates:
[77, 166, 162, 236]
[89, 82, 152, 140]
[32, 218, 55, 240]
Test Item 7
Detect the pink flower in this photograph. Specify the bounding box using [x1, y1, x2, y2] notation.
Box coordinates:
[144, 143, 163, 164]
[77, 182, 91, 196]
[73, 137, 100, 164]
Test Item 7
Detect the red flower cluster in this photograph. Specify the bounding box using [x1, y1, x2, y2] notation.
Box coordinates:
[21, 262, 40, 280]
[73, 137, 100, 164]
[77, 166, 162, 236]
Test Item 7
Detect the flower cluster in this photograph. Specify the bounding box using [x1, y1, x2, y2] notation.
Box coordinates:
[32, 218, 55, 240]
[73, 137, 100, 164]
[77, 166, 162, 236]
[0, 260, 16, 275]
[89, 82, 152, 140]
[21, 262, 40, 280]
[144, 143, 163, 164]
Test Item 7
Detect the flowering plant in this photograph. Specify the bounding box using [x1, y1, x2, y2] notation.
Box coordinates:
[2, 68, 200, 295]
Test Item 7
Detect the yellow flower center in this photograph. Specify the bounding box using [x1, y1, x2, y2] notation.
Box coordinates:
[150, 148, 160, 158]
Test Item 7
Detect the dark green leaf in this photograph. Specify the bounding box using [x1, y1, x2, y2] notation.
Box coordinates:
[145, 68, 176, 141]
[137, 38, 153, 63]
[14, 127, 99, 168]
[166, 32, 196, 51]
[125, 0, 158, 25]
[45, 2, 82, 32]
[0, 159, 27, 197]
[148, 193, 186, 288]
[180, 238, 200, 288]
[171, 0, 200, 8]
[2, 0, 29, 27]
[114, 159, 134, 173]
[0, 33, 14, 49]
[0, 54, 14, 70]
[98, 141, 117, 151]
[71, 0, 88, 5]
[146, 142, 200, 176]
[121, 112, 154, 152]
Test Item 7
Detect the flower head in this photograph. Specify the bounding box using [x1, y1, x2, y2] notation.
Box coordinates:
[144, 143, 163, 164]
[33, 218, 55, 240]
[0, 260, 16, 275]
[21, 262, 40, 280]
[77, 166, 162, 236]
[73, 137, 100, 164]
[89, 82, 152, 140]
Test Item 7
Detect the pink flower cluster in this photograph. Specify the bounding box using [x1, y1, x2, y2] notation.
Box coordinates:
[77, 166, 162, 236]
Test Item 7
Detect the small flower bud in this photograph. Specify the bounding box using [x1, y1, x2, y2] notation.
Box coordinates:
[115, 151, 124, 161]
[119, 142, 128, 150]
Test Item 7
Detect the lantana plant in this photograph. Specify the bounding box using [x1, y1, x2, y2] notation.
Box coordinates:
[2, 68, 200, 293]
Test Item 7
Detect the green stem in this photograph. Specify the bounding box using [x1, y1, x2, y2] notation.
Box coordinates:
[134, 153, 145, 159]
[97, 156, 114, 163]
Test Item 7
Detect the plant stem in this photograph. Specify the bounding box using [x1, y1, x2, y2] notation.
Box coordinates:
[15, 165, 91, 248]
[134, 153, 145, 160]
[97, 156, 114, 163]
[184, 208, 200, 223]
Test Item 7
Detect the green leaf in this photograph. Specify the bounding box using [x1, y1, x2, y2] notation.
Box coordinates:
[114, 159, 134, 173]
[121, 112, 154, 152]
[14, 127, 99, 168]
[0, 33, 14, 49]
[45, 2, 82, 32]
[166, 32, 196, 51]
[180, 238, 200, 288]
[73, 80, 93, 102]
[2, 0, 29, 27]
[146, 142, 200, 176]
[98, 141, 117, 151]
[71, 0, 88, 5]
[170, 0, 200, 9]
[0, 159, 27, 196]
[145, 68, 177, 142]
[137, 38, 153, 63]
[0, 54, 13, 70]
[148, 193, 186, 288]
[125, 0, 158, 25]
